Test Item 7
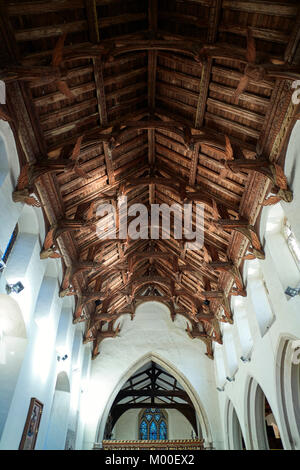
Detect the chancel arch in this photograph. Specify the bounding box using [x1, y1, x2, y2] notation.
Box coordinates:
[95, 350, 213, 448]
[107, 361, 195, 441]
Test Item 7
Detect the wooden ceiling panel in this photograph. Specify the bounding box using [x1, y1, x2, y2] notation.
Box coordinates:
[96, 0, 148, 39]
[158, 0, 211, 40]
[2, 0, 299, 359]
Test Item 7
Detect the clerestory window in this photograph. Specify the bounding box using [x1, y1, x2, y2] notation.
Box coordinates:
[283, 218, 300, 269]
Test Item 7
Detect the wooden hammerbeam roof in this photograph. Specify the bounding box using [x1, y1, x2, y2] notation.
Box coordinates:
[1, 0, 299, 359]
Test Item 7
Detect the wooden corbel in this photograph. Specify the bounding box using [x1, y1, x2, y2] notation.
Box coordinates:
[185, 323, 207, 340]
[40, 218, 95, 259]
[73, 291, 105, 321]
[60, 262, 100, 298]
[185, 324, 218, 358]
[202, 290, 233, 324]
[208, 261, 246, 296]
[215, 219, 265, 259]
[91, 324, 121, 360]
[219, 158, 293, 206]
[204, 338, 214, 360]
[83, 317, 96, 344]
[218, 133, 293, 205]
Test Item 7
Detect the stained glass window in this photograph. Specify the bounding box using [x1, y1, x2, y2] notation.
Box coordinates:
[150, 421, 157, 440]
[139, 408, 167, 440]
[159, 420, 167, 440]
[140, 420, 147, 440]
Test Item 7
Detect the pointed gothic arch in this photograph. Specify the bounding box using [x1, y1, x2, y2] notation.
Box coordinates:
[224, 399, 246, 450]
[275, 335, 300, 449]
[245, 376, 284, 450]
[95, 352, 213, 447]
[44, 371, 71, 450]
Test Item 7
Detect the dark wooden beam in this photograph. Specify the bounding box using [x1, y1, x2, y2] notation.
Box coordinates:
[211, 65, 274, 90]
[6, 1, 85, 15]
[222, 1, 298, 17]
[99, 13, 147, 29]
[111, 403, 197, 433]
[284, 7, 300, 63]
[209, 82, 270, 108]
[158, 11, 208, 28]
[114, 389, 190, 400]
[207, 0, 222, 44]
[219, 24, 289, 44]
[15, 20, 88, 42]
[85, 0, 99, 43]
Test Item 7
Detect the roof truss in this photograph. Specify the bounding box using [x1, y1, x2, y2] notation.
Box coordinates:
[1, 0, 299, 359]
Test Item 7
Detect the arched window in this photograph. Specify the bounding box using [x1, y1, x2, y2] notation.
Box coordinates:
[0, 133, 9, 187]
[283, 218, 300, 270]
[139, 409, 167, 440]
[0, 224, 18, 271]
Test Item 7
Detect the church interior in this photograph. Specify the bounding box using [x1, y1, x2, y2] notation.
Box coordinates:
[0, 0, 300, 451]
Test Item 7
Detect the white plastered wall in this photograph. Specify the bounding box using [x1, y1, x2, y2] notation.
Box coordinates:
[0, 121, 91, 450]
[81, 301, 223, 450]
[214, 121, 300, 450]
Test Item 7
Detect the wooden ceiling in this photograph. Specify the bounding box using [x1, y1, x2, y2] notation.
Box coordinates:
[1, 0, 299, 359]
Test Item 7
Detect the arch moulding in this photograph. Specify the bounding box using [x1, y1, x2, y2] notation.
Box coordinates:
[95, 352, 213, 447]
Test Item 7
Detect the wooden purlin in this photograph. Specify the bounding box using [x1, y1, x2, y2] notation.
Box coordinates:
[6, 1, 85, 16]
[284, 7, 300, 63]
[222, 1, 298, 17]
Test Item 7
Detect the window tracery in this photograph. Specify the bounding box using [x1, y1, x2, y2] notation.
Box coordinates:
[139, 408, 167, 440]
